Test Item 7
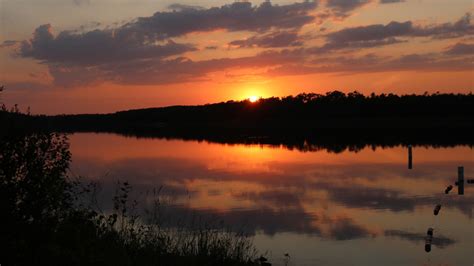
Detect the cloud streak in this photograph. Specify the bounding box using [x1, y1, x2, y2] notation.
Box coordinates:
[384, 230, 456, 248]
[266, 52, 474, 77]
[379, 0, 405, 3]
[229, 31, 303, 48]
[445, 42, 474, 55]
[325, 0, 372, 18]
[0, 40, 18, 48]
[323, 13, 474, 51]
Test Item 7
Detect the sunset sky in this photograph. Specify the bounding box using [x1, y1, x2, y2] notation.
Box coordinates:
[1, 0, 473, 114]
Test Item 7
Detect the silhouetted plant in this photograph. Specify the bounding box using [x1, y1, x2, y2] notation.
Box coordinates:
[0, 85, 5, 111]
[0, 131, 73, 265]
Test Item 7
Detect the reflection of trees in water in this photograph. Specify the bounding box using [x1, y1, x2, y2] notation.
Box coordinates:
[385, 230, 456, 248]
[87, 129, 472, 154]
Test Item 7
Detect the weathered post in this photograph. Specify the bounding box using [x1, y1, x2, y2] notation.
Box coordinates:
[408, 145, 413, 169]
[458, 166, 464, 195]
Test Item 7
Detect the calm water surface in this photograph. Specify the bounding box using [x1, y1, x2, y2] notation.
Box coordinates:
[69, 133, 473, 266]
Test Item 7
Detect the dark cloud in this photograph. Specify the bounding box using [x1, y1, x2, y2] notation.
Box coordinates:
[384, 230, 456, 248]
[415, 13, 474, 39]
[0, 40, 18, 48]
[45, 48, 304, 86]
[83, 188, 319, 236]
[310, 180, 473, 217]
[167, 3, 205, 12]
[90, 188, 373, 238]
[17, 1, 320, 87]
[326, 21, 413, 43]
[124, 49, 302, 84]
[19, 1, 318, 58]
[379, 0, 405, 3]
[234, 189, 304, 208]
[48, 64, 105, 87]
[16, 1, 473, 88]
[363, 53, 473, 72]
[326, 0, 372, 18]
[190, 207, 319, 236]
[20, 24, 196, 66]
[110, 193, 377, 239]
[316, 182, 433, 212]
[358, 53, 473, 72]
[445, 42, 474, 55]
[2, 81, 51, 91]
[266, 52, 474, 76]
[73, 21, 102, 33]
[297, 14, 473, 53]
[128, 1, 318, 40]
[148, 204, 375, 239]
[229, 31, 303, 48]
[325, 13, 474, 47]
[317, 36, 405, 52]
[72, 0, 89, 5]
[326, 217, 377, 240]
[282, 13, 473, 54]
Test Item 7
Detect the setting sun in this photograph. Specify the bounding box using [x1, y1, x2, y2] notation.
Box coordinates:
[248, 96, 259, 103]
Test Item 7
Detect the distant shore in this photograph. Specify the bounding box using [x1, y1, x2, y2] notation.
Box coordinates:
[2, 91, 473, 150]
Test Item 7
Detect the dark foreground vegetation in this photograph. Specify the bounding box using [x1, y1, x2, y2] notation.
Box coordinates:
[2, 91, 473, 153]
[0, 131, 261, 266]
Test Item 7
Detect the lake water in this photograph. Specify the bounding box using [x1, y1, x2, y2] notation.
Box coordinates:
[69, 133, 473, 266]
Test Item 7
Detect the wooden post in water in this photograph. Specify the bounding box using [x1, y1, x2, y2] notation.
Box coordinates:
[458, 166, 464, 195]
[408, 145, 413, 169]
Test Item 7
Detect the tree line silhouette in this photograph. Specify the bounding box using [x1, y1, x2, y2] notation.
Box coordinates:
[107, 91, 474, 127]
[1, 90, 473, 152]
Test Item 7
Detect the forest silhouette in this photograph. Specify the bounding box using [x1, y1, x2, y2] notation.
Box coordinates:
[2, 90, 472, 153]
